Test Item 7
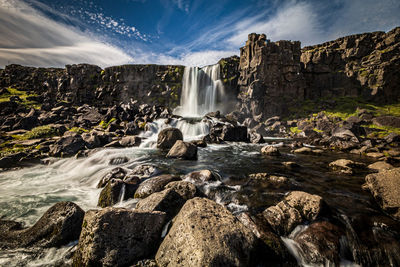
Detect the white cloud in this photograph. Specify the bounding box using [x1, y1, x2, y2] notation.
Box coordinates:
[227, 1, 322, 47]
[0, 0, 133, 68]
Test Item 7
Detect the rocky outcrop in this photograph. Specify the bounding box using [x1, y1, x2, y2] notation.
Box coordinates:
[237, 33, 306, 120]
[301, 27, 400, 101]
[155, 197, 267, 266]
[0, 64, 184, 108]
[166, 140, 198, 160]
[0, 201, 84, 249]
[157, 128, 183, 149]
[73, 208, 166, 266]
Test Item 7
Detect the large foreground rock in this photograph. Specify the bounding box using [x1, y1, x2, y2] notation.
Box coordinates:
[0, 202, 84, 249]
[263, 191, 326, 235]
[157, 128, 183, 149]
[49, 134, 86, 157]
[73, 208, 166, 266]
[156, 197, 265, 267]
[364, 168, 400, 220]
[166, 140, 197, 160]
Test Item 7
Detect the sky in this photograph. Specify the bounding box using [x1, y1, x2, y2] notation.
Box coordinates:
[0, 0, 399, 68]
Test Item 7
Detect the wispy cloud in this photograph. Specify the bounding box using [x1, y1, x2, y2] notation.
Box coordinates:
[0, 0, 133, 68]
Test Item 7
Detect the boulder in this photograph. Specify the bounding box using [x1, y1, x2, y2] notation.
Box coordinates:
[97, 167, 126, 188]
[261, 145, 280, 156]
[134, 174, 180, 198]
[329, 159, 364, 175]
[157, 128, 183, 149]
[129, 164, 160, 178]
[293, 147, 321, 155]
[249, 131, 264, 144]
[49, 134, 86, 157]
[109, 156, 129, 165]
[364, 168, 400, 220]
[73, 208, 166, 266]
[166, 140, 197, 160]
[119, 136, 141, 147]
[368, 161, 394, 171]
[263, 191, 326, 235]
[221, 125, 248, 142]
[136, 188, 186, 220]
[97, 179, 139, 208]
[293, 221, 343, 265]
[164, 181, 199, 200]
[0, 202, 84, 249]
[156, 197, 265, 266]
[184, 169, 218, 183]
[191, 139, 207, 147]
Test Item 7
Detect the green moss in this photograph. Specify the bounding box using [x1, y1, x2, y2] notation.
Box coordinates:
[360, 70, 369, 77]
[290, 127, 302, 134]
[100, 70, 105, 75]
[138, 121, 146, 129]
[0, 87, 40, 108]
[363, 124, 400, 138]
[313, 128, 324, 133]
[12, 125, 60, 140]
[69, 127, 88, 134]
[99, 118, 117, 129]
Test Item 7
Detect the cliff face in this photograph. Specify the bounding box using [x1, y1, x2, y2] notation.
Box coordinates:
[236, 27, 400, 119]
[237, 33, 305, 120]
[301, 27, 400, 101]
[0, 64, 184, 108]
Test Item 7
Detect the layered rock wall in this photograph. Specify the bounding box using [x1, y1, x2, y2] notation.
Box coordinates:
[0, 64, 184, 108]
[301, 27, 400, 100]
[237, 33, 306, 120]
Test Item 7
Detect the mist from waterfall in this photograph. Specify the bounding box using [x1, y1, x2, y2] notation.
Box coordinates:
[174, 64, 225, 117]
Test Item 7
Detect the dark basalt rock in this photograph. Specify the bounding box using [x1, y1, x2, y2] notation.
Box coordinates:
[49, 134, 86, 157]
[97, 167, 127, 188]
[73, 208, 166, 267]
[134, 174, 180, 198]
[156, 128, 183, 149]
[0, 201, 84, 249]
[166, 140, 198, 160]
[98, 179, 140, 207]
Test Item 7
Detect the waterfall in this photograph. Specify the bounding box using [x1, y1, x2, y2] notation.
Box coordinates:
[175, 64, 225, 117]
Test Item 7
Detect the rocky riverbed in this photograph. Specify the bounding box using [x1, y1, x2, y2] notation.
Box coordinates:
[0, 103, 400, 266]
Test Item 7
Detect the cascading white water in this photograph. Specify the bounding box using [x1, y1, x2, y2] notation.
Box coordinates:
[175, 64, 225, 117]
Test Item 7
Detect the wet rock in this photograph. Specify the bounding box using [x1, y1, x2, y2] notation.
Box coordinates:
[129, 164, 160, 178]
[191, 139, 207, 147]
[97, 167, 127, 188]
[248, 173, 288, 184]
[104, 140, 122, 148]
[373, 116, 400, 128]
[81, 132, 101, 149]
[282, 161, 300, 169]
[49, 134, 86, 157]
[0, 202, 84, 249]
[261, 145, 280, 156]
[249, 131, 265, 144]
[263, 191, 326, 235]
[293, 221, 343, 265]
[97, 179, 139, 208]
[0, 152, 27, 168]
[236, 213, 297, 266]
[157, 127, 183, 149]
[329, 159, 365, 175]
[109, 156, 129, 165]
[385, 132, 400, 144]
[132, 259, 158, 267]
[368, 161, 394, 171]
[134, 174, 180, 198]
[136, 188, 186, 220]
[292, 147, 321, 155]
[184, 169, 218, 183]
[73, 208, 166, 267]
[164, 181, 199, 200]
[166, 140, 197, 160]
[364, 168, 400, 220]
[156, 197, 265, 266]
[366, 152, 385, 159]
[343, 213, 400, 266]
[119, 136, 141, 147]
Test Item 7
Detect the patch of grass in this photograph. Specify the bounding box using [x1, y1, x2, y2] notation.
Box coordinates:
[313, 128, 324, 133]
[12, 125, 60, 140]
[0, 143, 34, 158]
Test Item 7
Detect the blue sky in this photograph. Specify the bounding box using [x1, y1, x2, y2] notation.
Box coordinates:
[0, 0, 399, 68]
